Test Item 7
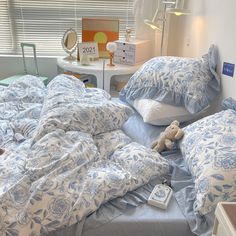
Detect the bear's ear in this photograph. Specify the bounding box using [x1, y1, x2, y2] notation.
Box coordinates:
[171, 120, 180, 126]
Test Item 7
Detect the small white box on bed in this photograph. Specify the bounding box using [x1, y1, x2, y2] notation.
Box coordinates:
[148, 184, 173, 209]
[114, 39, 151, 66]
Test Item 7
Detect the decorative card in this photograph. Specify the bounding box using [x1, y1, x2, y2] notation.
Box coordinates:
[78, 42, 99, 59]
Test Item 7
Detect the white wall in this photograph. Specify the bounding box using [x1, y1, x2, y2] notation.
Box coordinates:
[167, 0, 236, 101]
[0, 56, 58, 80]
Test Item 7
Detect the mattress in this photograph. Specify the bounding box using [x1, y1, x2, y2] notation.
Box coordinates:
[50, 170, 194, 236]
[81, 197, 193, 236]
[49, 109, 195, 236]
[122, 110, 166, 147]
[50, 183, 194, 236]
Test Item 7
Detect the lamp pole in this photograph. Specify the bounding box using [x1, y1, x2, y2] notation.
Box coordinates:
[160, 3, 167, 56]
[160, 1, 176, 56]
[144, 0, 189, 56]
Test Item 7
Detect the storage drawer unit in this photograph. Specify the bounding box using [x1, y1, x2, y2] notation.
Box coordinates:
[212, 202, 236, 236]
[114, 39, 151, 65]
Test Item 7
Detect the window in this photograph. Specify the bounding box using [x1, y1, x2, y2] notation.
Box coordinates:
[0, 0, 135, 56]
[0, 1, 13, 54]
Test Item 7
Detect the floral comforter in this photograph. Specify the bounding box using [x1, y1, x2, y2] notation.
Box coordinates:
[0, 75, 169, 236]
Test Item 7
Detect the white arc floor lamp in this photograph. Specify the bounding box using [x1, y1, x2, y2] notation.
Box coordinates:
[144, 0, 190, 56]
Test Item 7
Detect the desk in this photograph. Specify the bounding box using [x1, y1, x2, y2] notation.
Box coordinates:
[57, 57, 142, 93]
[213, 202, 236, 236]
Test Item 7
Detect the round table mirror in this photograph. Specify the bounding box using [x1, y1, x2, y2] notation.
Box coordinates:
[61, 28, 78, 60]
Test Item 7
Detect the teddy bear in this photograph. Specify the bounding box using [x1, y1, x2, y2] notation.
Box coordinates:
[151, 120, 184, 153]
[0, 148, 5, 155]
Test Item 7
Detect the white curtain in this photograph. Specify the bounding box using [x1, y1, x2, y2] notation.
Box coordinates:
[134, 0, 170, 56]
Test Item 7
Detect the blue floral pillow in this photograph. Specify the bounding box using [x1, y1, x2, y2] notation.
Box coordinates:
[120, 45, 220, 114]
[180, 110, 236, 215]
[222, 97, 236, 111]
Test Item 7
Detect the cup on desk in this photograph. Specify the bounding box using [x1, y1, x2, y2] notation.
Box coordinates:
[80, 55, 91, 66]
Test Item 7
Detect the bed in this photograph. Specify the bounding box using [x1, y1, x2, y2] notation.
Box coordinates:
[49, 110, 195, 236]
[47, 43, 225, 236]
[0, 44, 226, 236]
[0, 75, 198, 236]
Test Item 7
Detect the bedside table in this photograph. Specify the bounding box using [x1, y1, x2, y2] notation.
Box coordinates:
[212, 202, 236, 236]
[57, 57, 142, 94]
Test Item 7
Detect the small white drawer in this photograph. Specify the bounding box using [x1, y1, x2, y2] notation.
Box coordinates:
[116, 43, 135, 52]
[113, 55, 134, 65]
[114, 39, 151, 66]
[114, 50, 135, 58]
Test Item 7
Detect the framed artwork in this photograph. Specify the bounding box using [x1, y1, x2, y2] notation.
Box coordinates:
[78, 42, 99, 59]
[82, 18, 119, 58]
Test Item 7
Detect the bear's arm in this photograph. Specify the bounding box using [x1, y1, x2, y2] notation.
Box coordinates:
[175, 129, 184, 140]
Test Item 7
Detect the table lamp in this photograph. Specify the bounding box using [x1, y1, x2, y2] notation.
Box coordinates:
[144, 0, 190, 56]
[106, 42, 117, 66]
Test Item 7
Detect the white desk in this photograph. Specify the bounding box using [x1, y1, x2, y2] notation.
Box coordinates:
[57, 57, 142, 93]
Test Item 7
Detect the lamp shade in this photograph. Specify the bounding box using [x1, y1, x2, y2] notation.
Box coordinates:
[144, 1, 162, 31]
[167, 8, 190, 15]
[167, 0, 190, 16]
[144, 19, 162, 31]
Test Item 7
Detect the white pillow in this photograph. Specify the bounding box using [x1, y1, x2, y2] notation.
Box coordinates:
[133, 99, 196, 125]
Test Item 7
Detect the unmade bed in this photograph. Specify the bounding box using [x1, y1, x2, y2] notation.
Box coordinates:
[0, 75, 196, 236]
[50, 110, 195, 236]
[1, 44, 232, 236]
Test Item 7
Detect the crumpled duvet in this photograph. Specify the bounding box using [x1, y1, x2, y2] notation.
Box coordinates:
[0, 75, 169, 236]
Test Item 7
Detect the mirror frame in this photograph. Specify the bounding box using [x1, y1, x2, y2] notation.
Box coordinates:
[61, 28, 78, 60]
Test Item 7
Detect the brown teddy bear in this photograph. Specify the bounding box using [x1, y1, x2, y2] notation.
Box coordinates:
[151, 120, 184, 153]
[0, 148, 5, 155]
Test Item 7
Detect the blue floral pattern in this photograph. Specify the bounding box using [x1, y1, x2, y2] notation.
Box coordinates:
[180, 110, 236, 215]
[222, 97, 236, 111]
[120, 45, 220, 114]
[94, 129, 132, 158]
[0, 75, 169, 235]
[33, 75, 133, 141]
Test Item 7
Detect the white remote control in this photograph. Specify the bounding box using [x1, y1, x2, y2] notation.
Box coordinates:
[148, 184, 173, 209]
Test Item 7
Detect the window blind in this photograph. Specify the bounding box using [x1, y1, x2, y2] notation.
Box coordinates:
[0, 0, 135, 56]
[0, 1, 14, 54]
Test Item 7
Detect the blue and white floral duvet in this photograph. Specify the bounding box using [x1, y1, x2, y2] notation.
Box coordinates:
[0, 75, 169, 236]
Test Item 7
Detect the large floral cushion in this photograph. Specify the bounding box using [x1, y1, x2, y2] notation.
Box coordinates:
[180, 109, 236, 215]
[120, 45, 220, 114]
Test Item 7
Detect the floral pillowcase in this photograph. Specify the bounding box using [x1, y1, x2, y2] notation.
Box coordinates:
[180, 109, 236, 215]
[120, 45, 220, 114]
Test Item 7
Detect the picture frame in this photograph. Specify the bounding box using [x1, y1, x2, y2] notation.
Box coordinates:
[78, 42, 99, 60]
[82, 18, 119, 58]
